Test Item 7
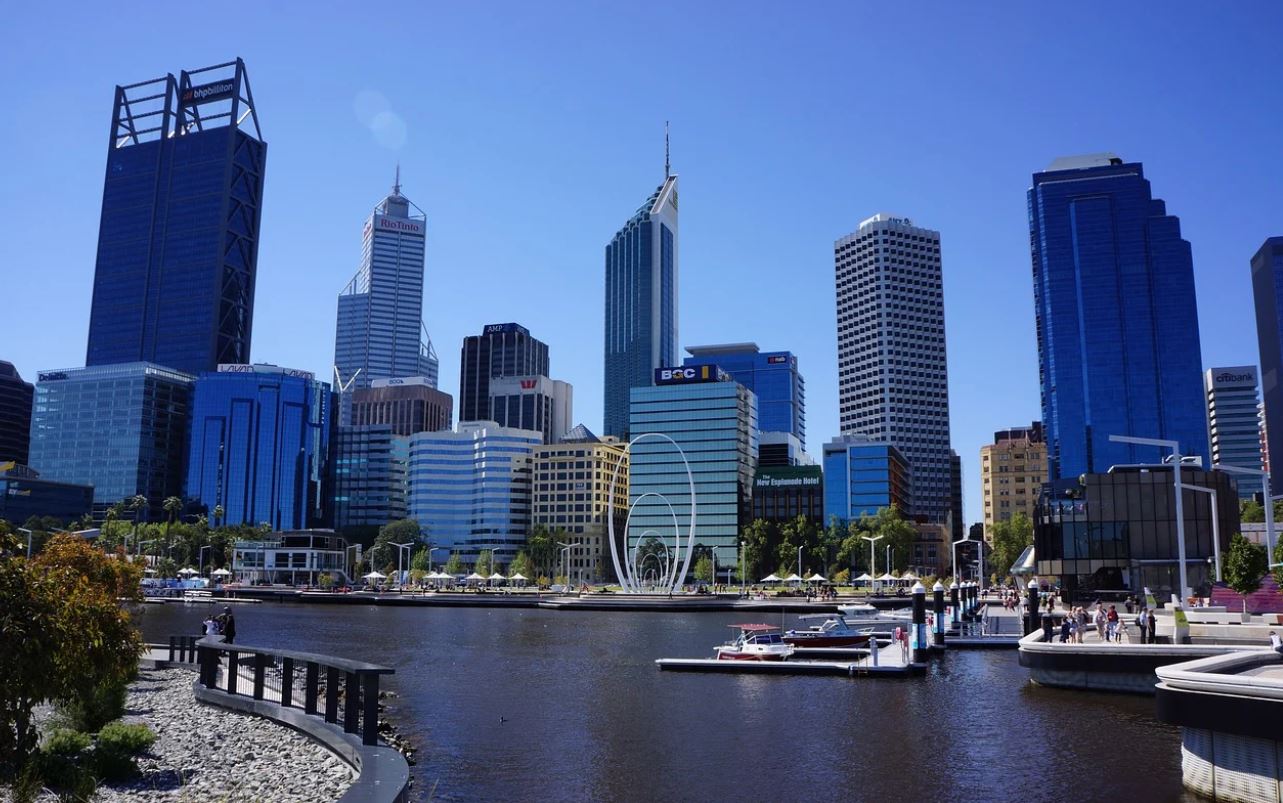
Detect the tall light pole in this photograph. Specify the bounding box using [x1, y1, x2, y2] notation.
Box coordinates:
[1110, 434, 1190, 599]
[796, 545, 803, 580]
[861, 534, 883, 594]
[1183, 485, 1222, 583]
[1217, 463, 1282, 571]
[557, 542, 572, 589]
[391, 542, 413, 587]
[739, 540, 746, 597]
[951, 536, 970, 586]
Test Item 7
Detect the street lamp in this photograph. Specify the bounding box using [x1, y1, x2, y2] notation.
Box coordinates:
[796, 545, 803, 580]
[391, 542, 413, 587]
[951, 536, 970, 586]
[16, 528, 34, 559]
[1110, 434, 1191, 599]
[739, 540, 746, 597]
[429, 546, 445, 573]
[861, 535, 883, 594]
[199, 545, 215, 576]
[1182, 485, 1222, 584]
[1217, 463, 1282, 570]
[557, 541, 572, 590]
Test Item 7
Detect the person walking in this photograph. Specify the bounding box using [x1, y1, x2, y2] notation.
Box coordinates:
[202, 614, 220, 636]
[1059, 616, 1071, 643]
[1107, 605, 1120, 642]
[1271, 631, 1283, 655]
[217, 606, 237, 645]
[1094, 605, 1108, 643]
[1136, 607, 1148, 644]
[1146, 608, 1157, 644]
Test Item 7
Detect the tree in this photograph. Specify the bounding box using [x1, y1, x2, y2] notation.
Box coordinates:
[693, 555, 714, 584]
[509, 551, 533, 580]
[162, 496, 183, 540]
[212, 505, 225, 528]
[989, 511, 1034, 582]
[1240, 498, 1283, 524]
[372, 519, 423, 575]
[409, 547, 431, 573]
[1224, 533, 1268, 596]
[739, 519, 776, 581]
[127, 495, 148, 547]
[444, 552, 463, 576]
[475, 549, 493, 576]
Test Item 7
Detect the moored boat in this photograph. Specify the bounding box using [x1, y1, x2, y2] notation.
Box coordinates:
[715, 624, 795, 661]
[783, 616, 875, 647]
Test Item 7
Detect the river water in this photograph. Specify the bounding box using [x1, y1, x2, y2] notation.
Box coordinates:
[137, 602, 1192, 802]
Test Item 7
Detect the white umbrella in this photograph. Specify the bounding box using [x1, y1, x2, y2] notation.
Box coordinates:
[508, 573, 528, 582]
[178, 567, 198, 576]
[901, 571, 919, 581]
[784, 573, 804, 584]
[806, 573, 827, 583]
[760, 573, 782, 583]
[465, 572, 486, 582]
[488, 572, 506, 580]
[854, 573, 874, 583]
[363, 571, 387, 581]
[877, 573, 896, 582]
[211, 568, 231, 577]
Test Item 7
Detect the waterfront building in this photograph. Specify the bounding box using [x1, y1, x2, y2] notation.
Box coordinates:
[333, 173, 439, 405]
[488, 375, 572, 444]
[751, 466, 823, 526]
[628, 366, 756, 568]
[459, 323, 549, 424]
[684, 344, 805, 448]
[185, 365, 331, 531]
[822, 435, 911, 524]
[350, 377, 452, 436]
[834, 213, 953, 527]
[758, 431, 814, 468]
[1034, 466, 1236, 599]
[531, 426, 628, 584]
[911, 522, 948, 578]
[950, 451, 964, 541]
[604, 172, 679, 440]
[232, 530, 351, 586]
[1030, 154, 1208, 480]
[85, 59, 265, 375]
[0, 361, 33, 465]
[332, 425, 407, 531]
[0, 464, 93, 525]
[407, 422, 543, 566]
[28, 363, 193, 519]
[1251, 236, 1283, 494]
[1204, 367, 1264, 497]
[980, 422, 1047, 540]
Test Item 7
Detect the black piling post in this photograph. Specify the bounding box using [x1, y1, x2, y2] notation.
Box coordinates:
[911, 582, 930, 662]
[933, 581, 946, 647]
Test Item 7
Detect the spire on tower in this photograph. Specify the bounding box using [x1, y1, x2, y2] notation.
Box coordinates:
[664, 121, 670, 179]
[393, 163, 402, 196]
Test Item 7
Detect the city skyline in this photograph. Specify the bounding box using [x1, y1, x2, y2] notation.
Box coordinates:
[3, 4, 1280, 524]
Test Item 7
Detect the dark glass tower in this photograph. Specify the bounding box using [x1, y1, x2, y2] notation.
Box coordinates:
[85, 59, 266, 375]
[683, 343, 805, 448]
[0, 361, 33, 466]
[1251, 236, 1283, 494]
[604, 174, 679, 440]
[1030, 154, 1207, 481]
[458, 323, 549, 423]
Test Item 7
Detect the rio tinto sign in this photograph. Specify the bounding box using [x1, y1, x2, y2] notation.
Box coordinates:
[371, 214, 424, 236]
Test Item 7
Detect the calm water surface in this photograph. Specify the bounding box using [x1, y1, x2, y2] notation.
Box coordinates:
[138, 603, 1192, 802]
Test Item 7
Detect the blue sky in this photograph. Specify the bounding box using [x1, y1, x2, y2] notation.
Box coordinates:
[2, 2, 1280, 524]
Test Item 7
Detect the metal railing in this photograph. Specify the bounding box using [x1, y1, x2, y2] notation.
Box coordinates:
[195, 636, 393, 746]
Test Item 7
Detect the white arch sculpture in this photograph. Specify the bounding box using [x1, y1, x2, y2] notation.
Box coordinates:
[607, 433, 697, 594]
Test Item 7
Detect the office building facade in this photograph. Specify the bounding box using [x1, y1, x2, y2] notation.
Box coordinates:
[0, 361, 33, 465]
[1204, 366, 1264, 497]
[350, 377, 452, 436]
[1034, 465, 1236, 600]
[604, 174, 679, 440]
[1030, 154, 1208, 480]
[980, 422, 1047, 540]
[489, 375, 572, 444]
[459, 323, 550, 424]
[751, 466, 823, 526]
[334, 175, 439, 401]
[1251, 236, 1283, 494]
[332, 425, 407, 530]
[28, 363, 193, 518]
[407, 422, 543, 566]
[531, 427, 628, 584]
[835, 213, 952, 525]
[232, 530, 350, 586]
[185, 365, 331, 530]
[822, 435, 911, 525]
[85, 59, 265, 375]
[684, 344, 805, 448]
[0, 464, 93, 525]
[758, 432, 813, 468]
[628, 368, 757, 568]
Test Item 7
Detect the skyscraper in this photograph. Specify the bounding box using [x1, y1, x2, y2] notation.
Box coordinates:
[1030, 154, 1208, 480]
[1252, 237, 1283, 494]
[604, 170, 679, 440]
[85, 59, 265, 375]
[1203, 367, 1264, 497]
[334, 172, 439, 403]
[684, 344, 805, 449]
[0, 361, 33, 466]
[980, 423, 1046, 540]
[834, 213, 953, 525]
[458, 323, 549, 423]
[488, 376, 572, 444]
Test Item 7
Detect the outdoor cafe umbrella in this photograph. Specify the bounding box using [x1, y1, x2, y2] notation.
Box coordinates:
[508, 573, 528, 586]
[901, 571, 919, 582]
[784, 573, 804, 584]
[877, 573, 896, 582]
[854, 573, 874, 584]
[465, 572, 486, 583]
[760, 573, 782, 583]
[211, 568, 232, 577]
[806, 573, 827, 583]
[178, 567, 198, 576]
[487, 572, 506, 587]
[362, 571, 387, 581]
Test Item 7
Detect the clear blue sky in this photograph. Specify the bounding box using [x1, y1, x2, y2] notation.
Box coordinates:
[3, 2, 1280, 524]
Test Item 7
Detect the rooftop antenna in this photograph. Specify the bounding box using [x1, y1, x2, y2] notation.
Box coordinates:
[664, 121, 670, 179]
[393, 162, 402, 196]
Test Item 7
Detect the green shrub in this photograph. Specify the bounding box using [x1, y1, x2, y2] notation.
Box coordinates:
[92, 721, 155, 781]
[61, 675, 132, 733]
[43, 729, 91, 758]
[35, 729, 97, 799]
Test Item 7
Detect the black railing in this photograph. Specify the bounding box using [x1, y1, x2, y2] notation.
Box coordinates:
[167, 635, 200, 664]
[195, 636, 392, 746]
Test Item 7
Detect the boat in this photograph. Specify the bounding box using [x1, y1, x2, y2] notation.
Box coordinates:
[783, 616, 875, 647]
[837, 603, 912, 625]
[714, 624, 795, 661]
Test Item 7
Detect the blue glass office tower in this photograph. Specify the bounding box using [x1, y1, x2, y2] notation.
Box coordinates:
[334, 173, 439, 404]
[28, 363, 193, 518]
[85, 59, 265, 375]
[1252, 237, 1283, 494]
[604, 173, 679, 440]
[1030, 154, 1208, 481]
[684, 343, 805, 448]
[822, 436, 911, 524]
[186, 365, 331, 530]
[0, 361, 33, 465]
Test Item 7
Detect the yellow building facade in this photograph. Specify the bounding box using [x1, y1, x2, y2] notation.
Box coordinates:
[531, 428, 628, 584]
[980, 423, 1046, 542]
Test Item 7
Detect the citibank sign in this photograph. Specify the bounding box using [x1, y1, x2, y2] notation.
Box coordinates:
[1213, 369, 1257, 388]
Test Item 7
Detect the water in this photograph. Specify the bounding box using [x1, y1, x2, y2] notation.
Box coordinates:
[137, 603, 1192, 802]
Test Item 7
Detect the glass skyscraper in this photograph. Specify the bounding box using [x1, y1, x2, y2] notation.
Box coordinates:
[683, 343, 805, 448]
[1030, 154, 1208, 481]
[332, 425, 407, 530]
[1203, 367, 1264, 498]
[185, 365, 331, 530]
[458, 323, 549, 423]
[1251, 236, 1283, 494]
[334, 174, 439, 403]
[0, 361, 33, 466]
[28, 363, 193, 518]
[628, 369, 757, 568]
[822, 436, 911, 525]
[85, 59, 266, 375]
[604, 174, 679, 440]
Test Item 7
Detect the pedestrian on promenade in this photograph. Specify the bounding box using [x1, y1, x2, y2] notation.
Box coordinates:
[1094, 605, 1108, 642]
[1271, 631, 1283, 655]
[1146, 608, 1157, 643]
[1107, 605, 1120, 642]
[1136, 608, 1148, 644]
[1059, 616, 1071, 643]
[202, 614, 220, 636]
[1041, 610, 1054, 643]
[217, 606, 237, 644]
[1067, 613, 1079, 642]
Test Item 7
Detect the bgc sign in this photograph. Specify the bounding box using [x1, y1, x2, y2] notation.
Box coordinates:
[654, 365, 728, 385]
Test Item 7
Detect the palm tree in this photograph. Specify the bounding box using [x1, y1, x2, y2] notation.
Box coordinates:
[127, 494, 148, 554]
[212, 505, 225, 528]
[162, 496, 182, 539]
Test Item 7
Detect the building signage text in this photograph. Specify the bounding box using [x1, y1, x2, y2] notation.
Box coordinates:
[181, 80, 235, 106]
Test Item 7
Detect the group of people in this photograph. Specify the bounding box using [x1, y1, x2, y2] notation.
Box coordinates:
[201, 606, 238, 644]
[1051, 602, 1158, 644]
